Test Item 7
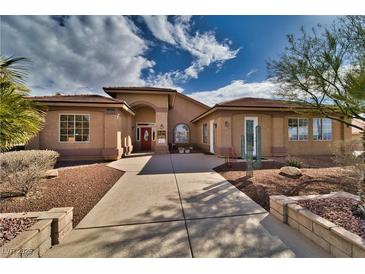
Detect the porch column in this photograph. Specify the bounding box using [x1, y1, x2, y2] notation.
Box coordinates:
[155, 109, 169, 153]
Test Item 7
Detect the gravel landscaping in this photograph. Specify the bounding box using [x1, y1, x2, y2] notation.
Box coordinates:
[0, 217, 37, 247]
[214, 158, 358, 210]
[297, 197, 365, 239]
[0, 164, 124, 226]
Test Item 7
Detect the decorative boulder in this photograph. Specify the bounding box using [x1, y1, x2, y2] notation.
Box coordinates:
[45, 169, 59, 178]
[279, 166, 302, 177]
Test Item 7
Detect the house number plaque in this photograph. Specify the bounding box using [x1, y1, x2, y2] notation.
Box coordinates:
[157, 130, 166, 144]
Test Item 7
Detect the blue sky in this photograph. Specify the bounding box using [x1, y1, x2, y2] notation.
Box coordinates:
[138, 16, 336, 92]
[1, 15, 337, 105]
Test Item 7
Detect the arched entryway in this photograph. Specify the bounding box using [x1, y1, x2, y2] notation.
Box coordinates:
[132, 104, 156, 151]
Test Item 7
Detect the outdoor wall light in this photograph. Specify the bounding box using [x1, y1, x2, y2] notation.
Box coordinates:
[225, 121, 230, 127]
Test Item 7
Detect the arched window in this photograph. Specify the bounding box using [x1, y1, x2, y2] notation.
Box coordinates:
[174, 124, 189, 143]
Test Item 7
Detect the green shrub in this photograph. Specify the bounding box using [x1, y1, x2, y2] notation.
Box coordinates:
[286, 157, 303, 169]
[0, 150, 59, 195]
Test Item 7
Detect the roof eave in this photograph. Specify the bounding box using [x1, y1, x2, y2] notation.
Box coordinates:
[176, 92, 210, 109]
[191, 105, 314, 123]
[35, 102, 135, 115]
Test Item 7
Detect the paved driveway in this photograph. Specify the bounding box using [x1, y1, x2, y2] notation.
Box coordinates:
[45, 153, 330, 258]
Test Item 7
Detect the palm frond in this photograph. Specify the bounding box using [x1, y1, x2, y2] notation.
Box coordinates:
[0, 56, 44, 151]
[0, 56, 30, 85]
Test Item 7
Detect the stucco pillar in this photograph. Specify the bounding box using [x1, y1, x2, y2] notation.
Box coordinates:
[215, 112, 232, 156]
[102, 110, 123, 160]
[155, 110, 169, 153]
[271, 115, 287, 156]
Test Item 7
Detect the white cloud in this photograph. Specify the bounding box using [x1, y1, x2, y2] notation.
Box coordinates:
[142, 16, 239, 82]
[246, 69, 258, 78]
[2, 16, 241, 97]
[145, 70, 184, 92]
[1, 16, 154, 95]
[142, 16, 176, 44]
[189, 80, 278, 106]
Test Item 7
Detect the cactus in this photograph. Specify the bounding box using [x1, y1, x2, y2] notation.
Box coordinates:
[241, 135, 245, 159]
[242, 124, 262, 177]
[253, 125, 262, 168]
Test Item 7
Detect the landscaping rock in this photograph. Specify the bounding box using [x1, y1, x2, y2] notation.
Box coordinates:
[279, 166, 302, 177]
[298, 197, 365, 239]
[45, 169, 58, 178]
[0, 164, 123, 226]
[0, 218, 37, 247]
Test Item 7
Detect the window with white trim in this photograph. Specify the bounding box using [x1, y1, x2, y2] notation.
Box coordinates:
[288, 118, 308, 141]
[202, 123, 208, 144]
[313, 118, 332, 140]
[60, 114, 89, 142]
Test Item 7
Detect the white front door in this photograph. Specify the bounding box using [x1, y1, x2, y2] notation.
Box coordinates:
[209, 120, 215, 153]
[244, 117, 258, 156]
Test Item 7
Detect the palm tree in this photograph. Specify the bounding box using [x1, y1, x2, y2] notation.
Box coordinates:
[0, 56, 45, 151]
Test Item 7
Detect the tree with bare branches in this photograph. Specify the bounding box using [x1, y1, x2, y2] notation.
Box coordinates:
[267, 16, 365, 213]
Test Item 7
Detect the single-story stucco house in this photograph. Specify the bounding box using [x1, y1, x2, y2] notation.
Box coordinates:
[26, 86, 352, 160]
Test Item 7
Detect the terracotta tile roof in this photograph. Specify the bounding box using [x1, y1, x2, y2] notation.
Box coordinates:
[215, 97, 297, 108]
[30, 94, 127, 104]
[103, 86, 209, 109]
[191, 97, 306, 122]
[103, 86, 177, 93]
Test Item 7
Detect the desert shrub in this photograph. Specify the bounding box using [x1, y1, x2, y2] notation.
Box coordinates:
[0, 150, 59, 195]
[286, 157, 303, 169]
[332, 139, 365, 204]
[332, 139, 364, 175]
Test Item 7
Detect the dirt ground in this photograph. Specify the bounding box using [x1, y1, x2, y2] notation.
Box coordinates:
[214, 156, 359, 210]
[0, 164, 124, 226]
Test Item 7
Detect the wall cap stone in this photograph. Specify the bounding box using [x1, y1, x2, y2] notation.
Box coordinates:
[0, 207, 73, 258]
[48, 207, 73, 214]
[27, 219, 52, 232]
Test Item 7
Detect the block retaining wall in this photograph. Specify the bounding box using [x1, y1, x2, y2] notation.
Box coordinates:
[270, 192, 365, 258]
[0, 207, 73, 258]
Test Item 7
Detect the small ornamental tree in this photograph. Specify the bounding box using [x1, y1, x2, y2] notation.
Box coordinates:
[0, 56, 45, 151]
[267, 16, 365, 213]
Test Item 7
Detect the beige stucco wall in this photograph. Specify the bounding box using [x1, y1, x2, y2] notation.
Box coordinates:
[227, 112, 273, 156]
[134, 106, 156, 124]
[194, 111, 219, 152]
[26, 106, 134, 160]
[115, 93, 169, 110]
[168, 94, 208, 146]
[193, 110, 352, 157]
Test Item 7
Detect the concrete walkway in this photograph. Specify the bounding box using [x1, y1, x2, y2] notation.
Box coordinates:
[45, 153, 330, 258]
